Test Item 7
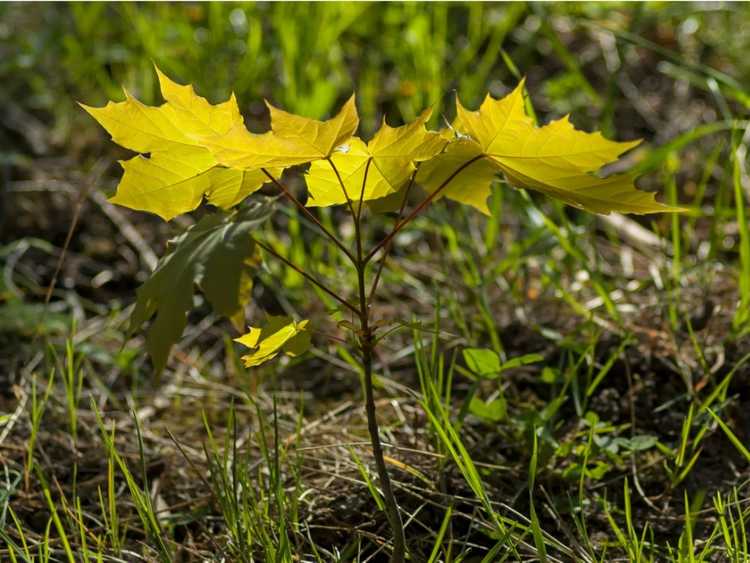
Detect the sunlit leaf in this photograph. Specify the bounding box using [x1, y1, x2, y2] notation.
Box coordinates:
[421, 80, 683, 215]
[203, 96, 359, 170]
[113, 153, 272, 220]
[416, 139, 500, 214]
[235, 316, 310, 367]
[81, 66, 272, 220]
[305, 109, 446, 207]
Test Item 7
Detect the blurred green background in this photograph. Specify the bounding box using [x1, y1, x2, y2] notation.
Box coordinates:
[4, 1, 750, 148]
[4, 1, 750, 343]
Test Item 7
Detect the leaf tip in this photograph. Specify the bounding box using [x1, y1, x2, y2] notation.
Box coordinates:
[416, 107, 434, 124]
[77, 100, 96, 115]
[153, 62, 170, 86]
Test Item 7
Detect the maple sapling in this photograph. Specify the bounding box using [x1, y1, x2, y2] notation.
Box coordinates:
[83, 66, 682, 561]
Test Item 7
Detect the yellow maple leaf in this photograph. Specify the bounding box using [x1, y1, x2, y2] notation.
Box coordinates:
[81, 66, 271, 220]
[203, 96, 359, 170]
[234, 316, 310, 367]
[305, 109, 446, 207]
[416, 140, 500, 214]
[420, 80, 682, 215]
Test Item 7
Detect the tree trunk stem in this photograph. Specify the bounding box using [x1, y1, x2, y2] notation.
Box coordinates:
[357, 259, 406, 562]
[361, 330, 406, 562]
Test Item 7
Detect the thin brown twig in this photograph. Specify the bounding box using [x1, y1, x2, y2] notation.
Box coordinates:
[252, 237, 359, 315]
[356, 157, 374, 224]
[261, 167, 356, 264]
[364, 155, 485, 264]
[368, 169, 419, 303]
[357, 268, 407, 561]
[31, 160, 108, 355]
[307, 328, 349, 345]
[326, 156, 360, 229]
[328, 155, 369, 308]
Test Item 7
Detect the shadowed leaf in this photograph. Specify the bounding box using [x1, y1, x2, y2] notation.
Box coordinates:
[130, 201, 273, 373]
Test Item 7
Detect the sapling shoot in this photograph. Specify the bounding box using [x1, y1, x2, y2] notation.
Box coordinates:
[83, 66, 682, 562]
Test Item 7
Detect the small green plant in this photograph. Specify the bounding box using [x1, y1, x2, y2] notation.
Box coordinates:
[83, 65, 682, 561]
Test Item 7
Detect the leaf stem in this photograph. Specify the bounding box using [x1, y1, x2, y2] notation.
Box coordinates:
[261, 168, 357, 265]
[357, 256, 407, 563]
[368, 168, 419, 303]
[252, 237, 359, 315]
[331, 154, 407, 561]
[326, 156, 360, 229]
[357, 158, 374, 224]
[364, 155, 485, 264]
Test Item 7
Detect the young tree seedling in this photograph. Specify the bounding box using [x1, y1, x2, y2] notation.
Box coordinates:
[83, 66, 682, 562]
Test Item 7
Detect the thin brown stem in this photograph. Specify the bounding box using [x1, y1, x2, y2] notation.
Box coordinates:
[364, 154, 485, 264]
[356, 158, 374, 224]
[33, 160, 106, 354]
[368, 169, 418, 303]
[261, 167, 356, 264]
[252, 238, 359, 315]
[331, 153, 407, 560]
[328, 155, 372, 314]
[326, 156, 360, 226]
[326, 157, 364, 268]
[357, 264, 407, 563]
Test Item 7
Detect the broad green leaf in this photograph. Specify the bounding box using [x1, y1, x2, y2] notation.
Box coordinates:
[235, 316, 310, 367]
[624, 435, 658, 451]
[499, 353, 545, 370]
[305, 109, 446, 207]
[463, 348, 544, 380]
[203, 96, 359, 170]
[81, 66, 272, 220]
[130, 201, 273, 373]
[463, 348, 502, 377]
[468, 396, 507, 422]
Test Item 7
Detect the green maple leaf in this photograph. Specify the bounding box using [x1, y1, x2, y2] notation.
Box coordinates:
[130, 200, 273, 373]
